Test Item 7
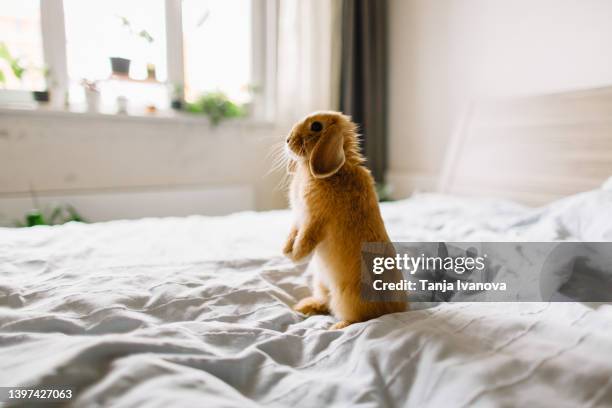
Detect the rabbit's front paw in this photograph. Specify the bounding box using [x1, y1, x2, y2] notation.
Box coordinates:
[283, 237, 296, 257]
[293, 297, 329, 316]
[283, 227, 298, 257]
[329, 320, 352, 330]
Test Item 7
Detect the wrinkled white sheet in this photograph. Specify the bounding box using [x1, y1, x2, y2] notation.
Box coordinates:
[1, 186, 612, 407]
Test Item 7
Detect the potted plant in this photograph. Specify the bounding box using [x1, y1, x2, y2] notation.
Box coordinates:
[32, 66, 52, 103]
[146, 63, 156, 80]
[170, 83, 184, 110]
[15, 204, 86, 228]
[109, 16, 154, 78]
[186, 92, 246, 126]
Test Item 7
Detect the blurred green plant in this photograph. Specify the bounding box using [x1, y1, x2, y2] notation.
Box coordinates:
[0, 42, 26, 86]
[186, 92, 246, 126]
[14, 204, 86, 228]
[376, 183, 393, 202]
[117, 16, 154, 43]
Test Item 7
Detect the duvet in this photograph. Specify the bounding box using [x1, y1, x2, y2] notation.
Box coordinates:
[1, 184, 612, 407]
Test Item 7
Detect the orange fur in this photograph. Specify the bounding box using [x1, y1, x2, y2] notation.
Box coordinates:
[283, 111, 407, 329]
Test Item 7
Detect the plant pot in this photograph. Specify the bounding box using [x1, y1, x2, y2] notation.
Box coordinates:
[85, 90, 100, 112]
[32, 90, 50, 103]
[146, 63, 156, 80]
[110, 57, 131, 75]
[171, 99, 183, 110]
[116, 96, 128, 114]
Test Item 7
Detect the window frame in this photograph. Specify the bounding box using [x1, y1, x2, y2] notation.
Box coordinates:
[250, 0, 277, 122]
[40, 0, 68, 97]
[4, 0, 276, 122]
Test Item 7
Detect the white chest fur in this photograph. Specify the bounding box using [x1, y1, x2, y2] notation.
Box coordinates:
[289, 168, 308, 228]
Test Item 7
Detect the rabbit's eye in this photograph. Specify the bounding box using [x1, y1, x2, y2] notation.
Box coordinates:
[310, 121, 323, 132]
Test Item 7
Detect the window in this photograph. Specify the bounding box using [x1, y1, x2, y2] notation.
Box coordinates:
[63, 0, 169, 109]
[64, 0, 167, 82]
[182, 0, 252, 103]
[0, 0, 45, 91]
[0, 0, 274, 118]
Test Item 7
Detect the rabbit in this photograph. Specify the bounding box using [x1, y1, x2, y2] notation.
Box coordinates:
[283, 111, 407, 330]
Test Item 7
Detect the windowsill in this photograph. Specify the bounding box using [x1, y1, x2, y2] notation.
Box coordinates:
[0, 103, 276, 129]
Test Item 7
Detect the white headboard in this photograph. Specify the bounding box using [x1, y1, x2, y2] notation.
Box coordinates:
[439, 86, 612, 206]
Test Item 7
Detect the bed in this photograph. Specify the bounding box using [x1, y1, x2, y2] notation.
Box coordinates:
[1, 87, 612, 407]
[1, 186, 612, 407]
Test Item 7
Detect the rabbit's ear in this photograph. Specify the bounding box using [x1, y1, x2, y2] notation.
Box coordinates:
[309, 124, 345, 178]
[287, 159, 297, 175]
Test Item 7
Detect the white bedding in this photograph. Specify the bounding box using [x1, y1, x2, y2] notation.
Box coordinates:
[1, 186, 612, 407]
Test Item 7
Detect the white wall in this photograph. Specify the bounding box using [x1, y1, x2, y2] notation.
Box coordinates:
[388, 0, 612, 197]
[0, 109, 288, 225]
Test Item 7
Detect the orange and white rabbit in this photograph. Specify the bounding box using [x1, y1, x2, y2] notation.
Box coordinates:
[283, 111, 407, 330]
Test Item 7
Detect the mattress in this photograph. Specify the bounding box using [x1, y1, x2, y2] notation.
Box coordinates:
[1, 185, 612, 407]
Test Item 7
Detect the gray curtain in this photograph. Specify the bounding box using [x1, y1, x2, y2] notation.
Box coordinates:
[340, 0, 388, 183]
